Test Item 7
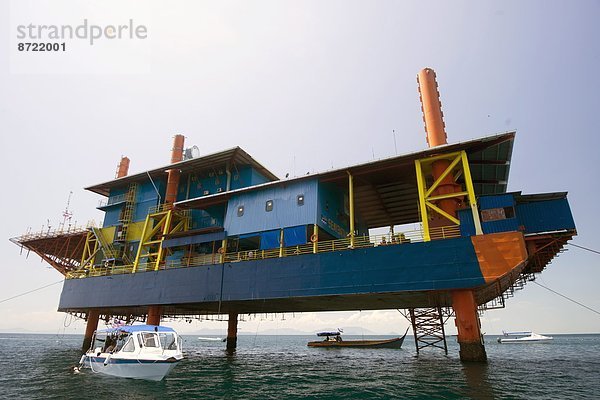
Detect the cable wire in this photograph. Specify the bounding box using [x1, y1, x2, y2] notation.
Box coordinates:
[0, 280, 63, 304]
[567, 243, 600, 256]
[533, 281, 600, 317]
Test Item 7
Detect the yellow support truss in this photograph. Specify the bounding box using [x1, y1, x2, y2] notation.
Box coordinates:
[132, 209, 189, 272]
[414, 150, 482, 242]
[80, 230, 100, 270]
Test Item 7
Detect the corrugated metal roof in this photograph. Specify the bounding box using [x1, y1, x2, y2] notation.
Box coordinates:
[85, 147, 279, 197]
[176, 131, 516, 229]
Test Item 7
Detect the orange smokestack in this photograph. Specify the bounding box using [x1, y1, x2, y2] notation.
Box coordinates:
[165, 134, 185, 204]
[417, 68, 447, 148]
[417, 68, 461, 223]
[115, 156, 130, 178]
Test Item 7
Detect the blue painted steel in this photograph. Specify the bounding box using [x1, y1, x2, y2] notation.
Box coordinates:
[133, 181, 164, 222]
[224, 179, 318, 236]
[284, 226, 307, 246]
[479, 194, 515, 209]
[317, 182, 349, 238]
[517, 199, 575, 234]
[482, 218, 519, 234]
[260, 230, 280, 250]
[458, 209, 476, 237]
[189, 208, 224, 231]
[97, 324, 175, 334]
[58, 237, 486, 310]
[102, 207, 122, 227]
[162, 231, 226, 248]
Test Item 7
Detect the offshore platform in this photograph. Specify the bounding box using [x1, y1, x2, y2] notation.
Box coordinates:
[12, 69, 576, 362]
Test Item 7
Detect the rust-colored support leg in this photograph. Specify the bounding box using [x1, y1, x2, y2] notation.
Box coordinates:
[452, 290, 487, 362]
[147, 305, 162, 326]
[82, 309, 100, 353]
[226, 313, 238, 351]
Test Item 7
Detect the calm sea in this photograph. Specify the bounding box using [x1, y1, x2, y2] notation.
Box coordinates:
[0, 333, 598, 399]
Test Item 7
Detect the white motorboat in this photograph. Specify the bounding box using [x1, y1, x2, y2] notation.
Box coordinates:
[79, 324, 184, 381]
[497, 331, 553, 343]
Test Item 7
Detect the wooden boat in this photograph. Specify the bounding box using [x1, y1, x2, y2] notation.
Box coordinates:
[307, 329, 408, 349]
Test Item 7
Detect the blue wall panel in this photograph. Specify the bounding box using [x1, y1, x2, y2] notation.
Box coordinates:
[317, 182, 349, 238]
[225, 179, 318, 236]
[58, 236, 485, 310]
[479, 194, 515, 209]
[516, 199, 575, 234]
[458, 209, 476, 237]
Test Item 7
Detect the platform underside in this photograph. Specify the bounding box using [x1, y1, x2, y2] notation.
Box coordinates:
[57, 234, 538, 317]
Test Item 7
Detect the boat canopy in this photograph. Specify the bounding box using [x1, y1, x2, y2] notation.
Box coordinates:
[96, 324, 177, 334]
[316, 331, 341, 337]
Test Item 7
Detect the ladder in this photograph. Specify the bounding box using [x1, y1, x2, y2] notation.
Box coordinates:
[118, 183, 138, 242]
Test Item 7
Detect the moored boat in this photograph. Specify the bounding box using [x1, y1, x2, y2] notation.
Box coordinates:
[79, 325, 184, 381]
[307, 329, 408, 349]
[497, 331, 553, 343]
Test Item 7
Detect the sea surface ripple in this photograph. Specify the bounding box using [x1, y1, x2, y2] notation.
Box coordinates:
[0, 333, 598, 399]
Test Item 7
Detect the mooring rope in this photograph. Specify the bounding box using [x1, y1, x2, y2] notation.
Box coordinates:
[0, 280, 63, 304]
[533, 281, 600, 317]
[567, 242, 600, 256]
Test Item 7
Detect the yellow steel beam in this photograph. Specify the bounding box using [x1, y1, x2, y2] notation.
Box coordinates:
[425, 154, 462, 197]
[153, 210, 173, 271]
[425, 201, 461, 225]
[133, 214, 152, 272]
[460, 151, 483, 235]
[419, 151, 462, 164]
[427, 191, 469, 202]
[414, 159, 431, 242]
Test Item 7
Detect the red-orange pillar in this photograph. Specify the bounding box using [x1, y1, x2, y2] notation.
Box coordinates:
[165, 134, 185, 205]
[147, 305, 162, 326]
[82, 309, 100, 353]
[418, 68, 486, 362]
[226, 313, 238, 351]
[115, 156, 130, 179]
[452, 290, 487, 362]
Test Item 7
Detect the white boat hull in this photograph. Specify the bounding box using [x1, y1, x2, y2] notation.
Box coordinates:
[84, 355, 181, 381]
[498, 332, 553, 344]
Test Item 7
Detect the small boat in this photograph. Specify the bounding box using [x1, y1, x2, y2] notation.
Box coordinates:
[497, 331, 553, 343]
[307, 329, 408, 349]
[79, 324, 184, 381]
[198, 336, 226, 342]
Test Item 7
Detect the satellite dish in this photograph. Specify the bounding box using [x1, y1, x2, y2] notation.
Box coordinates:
[184, 145, 200, 160]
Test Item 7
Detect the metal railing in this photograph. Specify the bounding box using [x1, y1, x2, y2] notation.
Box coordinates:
[65, 225, 461, 279]
[97, 194, 127, 208]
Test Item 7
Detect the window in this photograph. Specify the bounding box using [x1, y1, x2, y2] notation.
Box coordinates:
[265, 200, 274, 212]
[142, 332, 159, 348]
[122, 337, 135, 352]
[159, 333, 178, 350]
[481, 206, 516, 222]
[297, 194, 304, 206]
[237, 205, 244, 217]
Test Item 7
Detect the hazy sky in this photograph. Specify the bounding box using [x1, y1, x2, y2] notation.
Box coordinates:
[1, 0, 599, 336]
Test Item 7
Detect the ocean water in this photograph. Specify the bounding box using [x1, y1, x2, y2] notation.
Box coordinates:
[0, 333, 599, 399]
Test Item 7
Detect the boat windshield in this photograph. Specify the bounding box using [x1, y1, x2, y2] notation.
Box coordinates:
[141, 332, 160, 348]
[159, 332, 179, 350]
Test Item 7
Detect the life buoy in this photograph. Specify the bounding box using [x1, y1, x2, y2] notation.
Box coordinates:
[310, 234, 318, 243]
[217, 247, 225, 254]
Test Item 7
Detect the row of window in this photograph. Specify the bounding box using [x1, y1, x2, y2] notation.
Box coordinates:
[237, 194, 304, 217]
